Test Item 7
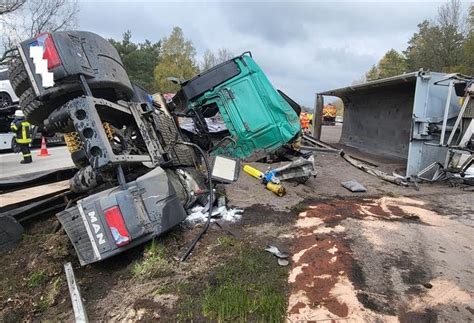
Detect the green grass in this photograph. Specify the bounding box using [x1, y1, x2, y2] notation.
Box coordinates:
[34, 277, 62, 313]
[27, 270, 48, 288]
[131, 239, 170, 280]
[290, 202, 307, 213]
[200, 245, 287, 322]
[217, 235, 235, 248]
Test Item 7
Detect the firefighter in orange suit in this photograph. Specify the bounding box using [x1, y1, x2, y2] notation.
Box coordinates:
[300, 112, 310, 135]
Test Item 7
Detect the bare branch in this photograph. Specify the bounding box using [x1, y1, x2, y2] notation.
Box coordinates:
[0, 0, 78, 66]
[0, 0, 25, 16]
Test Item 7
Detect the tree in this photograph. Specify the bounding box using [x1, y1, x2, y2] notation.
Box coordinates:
[0, 0, 25, 15]
[461, 4, 474, 75]
[0, 0, 78, 66]
[404, 0, 464, 72]
[365, 65, 379, 81]
[404, 20, 444, 71]
[201, 49, 217, 71]
[153, 27, 198, 93]
[377, 49, 408, 78]
[110, 31, 161, 92]
[200, 47, 234, 71]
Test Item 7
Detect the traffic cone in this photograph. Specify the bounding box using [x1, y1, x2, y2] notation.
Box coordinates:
[37, 136, 50, 156]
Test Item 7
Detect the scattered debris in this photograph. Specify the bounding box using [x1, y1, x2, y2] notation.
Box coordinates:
[340, 151, 408, 186]
[186, 204, 243, 224]
[341, 180, 367, 192]
[265, 156, 317, 184]
[278, 258, 290, 266]
[243, 164, 287, 196]
[265, 245, 289, 259]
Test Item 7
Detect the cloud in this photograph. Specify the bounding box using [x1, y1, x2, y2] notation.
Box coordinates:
[77, 0, 447, 106]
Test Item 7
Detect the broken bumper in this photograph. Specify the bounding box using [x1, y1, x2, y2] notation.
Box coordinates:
[57, 167, 187, 265]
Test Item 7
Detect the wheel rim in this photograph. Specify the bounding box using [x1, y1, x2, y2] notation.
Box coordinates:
[0, 93, 12, 108]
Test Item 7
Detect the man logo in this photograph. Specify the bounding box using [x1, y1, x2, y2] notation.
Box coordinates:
[88, 211, 106, 245]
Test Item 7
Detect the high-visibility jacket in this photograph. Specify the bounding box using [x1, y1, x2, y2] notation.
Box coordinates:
[300, 114, 310, 130]
[10, 118, 32, 144]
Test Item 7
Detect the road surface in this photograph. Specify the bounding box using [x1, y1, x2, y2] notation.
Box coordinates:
[0, 146, 74, 179]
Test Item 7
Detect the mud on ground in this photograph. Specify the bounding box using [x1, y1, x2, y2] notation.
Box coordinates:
[1, 151, 473, 321]
[0, 204, 297, 321]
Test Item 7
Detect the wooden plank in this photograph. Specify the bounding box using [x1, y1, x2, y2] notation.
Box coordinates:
[0, 180, 69, 207]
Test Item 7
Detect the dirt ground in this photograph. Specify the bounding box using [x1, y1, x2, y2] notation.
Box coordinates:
[0, 126, 473, 321]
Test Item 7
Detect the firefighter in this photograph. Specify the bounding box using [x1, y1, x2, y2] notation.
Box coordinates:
[10, 110, 33, 164]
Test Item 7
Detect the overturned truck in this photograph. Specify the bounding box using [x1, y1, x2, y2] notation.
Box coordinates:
[8, 31, 301, 264]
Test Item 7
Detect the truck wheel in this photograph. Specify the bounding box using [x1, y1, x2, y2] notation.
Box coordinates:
[0, 216, 24, 254]
[0, 92, 12, 108]
[71, 149, 89, 168]
[8, 59, 30, 97]
[19, 88, 69, 125]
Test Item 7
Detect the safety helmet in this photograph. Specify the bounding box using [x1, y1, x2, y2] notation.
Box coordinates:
[14, 110, 24, 118]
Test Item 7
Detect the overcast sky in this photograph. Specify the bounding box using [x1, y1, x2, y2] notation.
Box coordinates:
[77, 1, 467, 106]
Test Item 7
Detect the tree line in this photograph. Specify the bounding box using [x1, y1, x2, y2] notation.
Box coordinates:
[364, 0, 473, 82]
[110, 27, 233, 93]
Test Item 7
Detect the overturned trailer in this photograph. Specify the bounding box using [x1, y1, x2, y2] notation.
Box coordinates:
[316, 71, 471, 180]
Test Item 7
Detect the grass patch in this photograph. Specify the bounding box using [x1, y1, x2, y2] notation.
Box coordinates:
[290, 202, 307, 213]
[36, 298, 50, 312]
[35, 277, 62, 313]
[217, 235, 235, 248]
[200, 244, 287, 322]
[131, 239, 170, 280]
[27, 270, 48, 288]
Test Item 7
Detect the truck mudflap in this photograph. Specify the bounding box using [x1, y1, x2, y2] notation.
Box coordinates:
[57, 167, 187, 265]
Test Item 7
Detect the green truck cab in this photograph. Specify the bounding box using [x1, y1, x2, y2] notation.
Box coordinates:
[172, 52, 301, 160]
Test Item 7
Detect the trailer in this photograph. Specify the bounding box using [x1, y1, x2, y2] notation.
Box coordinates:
[315, 71, 474, 180]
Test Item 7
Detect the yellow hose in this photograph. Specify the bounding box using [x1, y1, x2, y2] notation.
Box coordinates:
[243, 164, 263, 179]
[243, 164, 286, 197]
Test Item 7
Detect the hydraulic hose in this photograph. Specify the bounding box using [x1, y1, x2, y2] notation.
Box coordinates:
[175, 140, 213, 261]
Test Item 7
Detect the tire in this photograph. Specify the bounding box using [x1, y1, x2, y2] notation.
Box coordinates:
[0, 92, 12, 109]
[0, 216, 24, 254]
[71, 149, 89, 168]
[19, 88, 44, 125]
[19, 88, 72, 125]
[8, 59, 30, 97]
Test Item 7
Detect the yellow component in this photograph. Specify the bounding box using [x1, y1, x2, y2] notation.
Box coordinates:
[266, 182, 286, 197]
[103, 122, 114, 141]
[64, 132, 83, 153]
[64, 122, 114, 153]
[243, 164, 263, 179]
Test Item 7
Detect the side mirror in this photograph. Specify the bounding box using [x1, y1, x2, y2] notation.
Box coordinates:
[454, 82, 467, 97]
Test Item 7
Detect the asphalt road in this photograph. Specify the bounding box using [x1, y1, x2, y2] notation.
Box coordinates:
[0, 146, 74, 179]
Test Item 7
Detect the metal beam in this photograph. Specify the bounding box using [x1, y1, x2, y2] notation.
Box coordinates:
[64, 262, 89, 323]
